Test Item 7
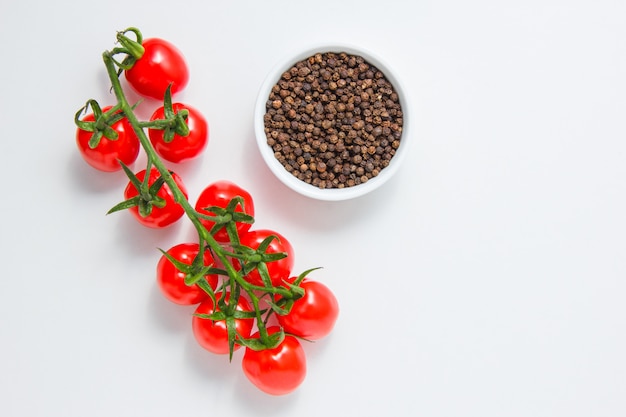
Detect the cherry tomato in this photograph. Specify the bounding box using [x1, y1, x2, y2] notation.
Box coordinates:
[156, 243, 219, 305]
[195, 181, 255, 243]
[192, 292, 254, 355]
[76, 106, 140, 172]
[125, 38, 189, 100]
[235, 229, 294, 287]
[148, 103, 209, 163]
[277, 279, 339, 340]
[123, 168, 188, 228]
[241, 326, 307, 396]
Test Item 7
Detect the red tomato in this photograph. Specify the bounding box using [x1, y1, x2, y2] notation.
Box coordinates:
[124, 38, 189, 100]
[241, 326, 307, 395]
[194, 181, 255, 243]
[76, 106, 140, 172]
[277, 279, 339, 340]
[123, 168, 188, 228]
[156, 243, 219, 305]
[148, 103, 208, 163]
[192, 292, 254, 355]
[235, 229, 294, 287]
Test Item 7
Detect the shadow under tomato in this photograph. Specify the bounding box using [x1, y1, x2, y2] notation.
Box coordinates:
[68, 150, 132, 194]
[183, 329, 246, 385]
[232, 364, 302, 410]
[147, 282, 194, 335]
[111, 208, 184, 257]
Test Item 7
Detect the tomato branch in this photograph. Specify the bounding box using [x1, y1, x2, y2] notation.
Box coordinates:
[85, 31, 318, 357]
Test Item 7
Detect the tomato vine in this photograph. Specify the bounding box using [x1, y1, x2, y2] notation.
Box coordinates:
[74, 27, 339, 395]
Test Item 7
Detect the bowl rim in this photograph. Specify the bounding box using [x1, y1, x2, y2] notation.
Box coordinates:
[254, 42, 411, 201]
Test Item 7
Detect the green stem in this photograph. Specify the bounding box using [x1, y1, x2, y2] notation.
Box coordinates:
[247, 292, 271, 345]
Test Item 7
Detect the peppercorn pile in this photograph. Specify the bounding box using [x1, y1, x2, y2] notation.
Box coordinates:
[263, 52, 403, 189]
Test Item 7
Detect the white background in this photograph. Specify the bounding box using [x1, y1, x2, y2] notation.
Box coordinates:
[1, 1, 625, 416]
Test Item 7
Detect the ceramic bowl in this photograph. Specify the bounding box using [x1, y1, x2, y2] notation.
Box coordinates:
[254, 43, 411, 201]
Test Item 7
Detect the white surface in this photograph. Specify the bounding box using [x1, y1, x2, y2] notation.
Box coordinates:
[1, 1, 625, 416]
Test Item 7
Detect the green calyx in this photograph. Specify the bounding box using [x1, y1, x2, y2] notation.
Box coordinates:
[136, 85, 191, 141]
[196, 196, 254, 245]
[238, 328, 286, 352]
[111, 27, 145, 72]
[107, 162, 168, 217]
[75, 100, 123, 148]
[161, 85, 190, 142]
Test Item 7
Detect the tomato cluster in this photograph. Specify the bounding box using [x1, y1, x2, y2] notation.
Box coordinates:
[76, 35, 208, 175]
[74, 28, 339, 396]
[158, 180, 339, 395]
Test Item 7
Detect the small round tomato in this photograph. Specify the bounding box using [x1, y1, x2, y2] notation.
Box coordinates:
[123, 168, 188, 228]
[235, 229, 294, 287]
[195, 181, 255, 243]
[241, 327, 307, 396]
[76, 106, 140, 172]
[192, 292, 254, 355]
[148, 103, 208, 163]
[277, 279, 339, 340]
[156, 243, 219, 305]
[125, 38, 189, 100]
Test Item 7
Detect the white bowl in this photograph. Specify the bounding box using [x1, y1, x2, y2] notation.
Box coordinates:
[254, 43, 411, 201]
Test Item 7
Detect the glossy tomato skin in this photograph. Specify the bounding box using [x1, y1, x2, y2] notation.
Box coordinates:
[277, 279, 339, 340]
[148, 103, 208, 163]
[241, 327, 307, 396]
[76, 106, 140, 172]
[192, 292, 254, 355]
[124, 168, 188, 228]
[125, 38, 189, 100]
[156, 243, 219, 305]
[194, 181, 255, 243]
[235, 229, 294, 287]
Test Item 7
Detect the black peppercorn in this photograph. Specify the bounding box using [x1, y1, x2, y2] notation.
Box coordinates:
[263, 51, 403, 189]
